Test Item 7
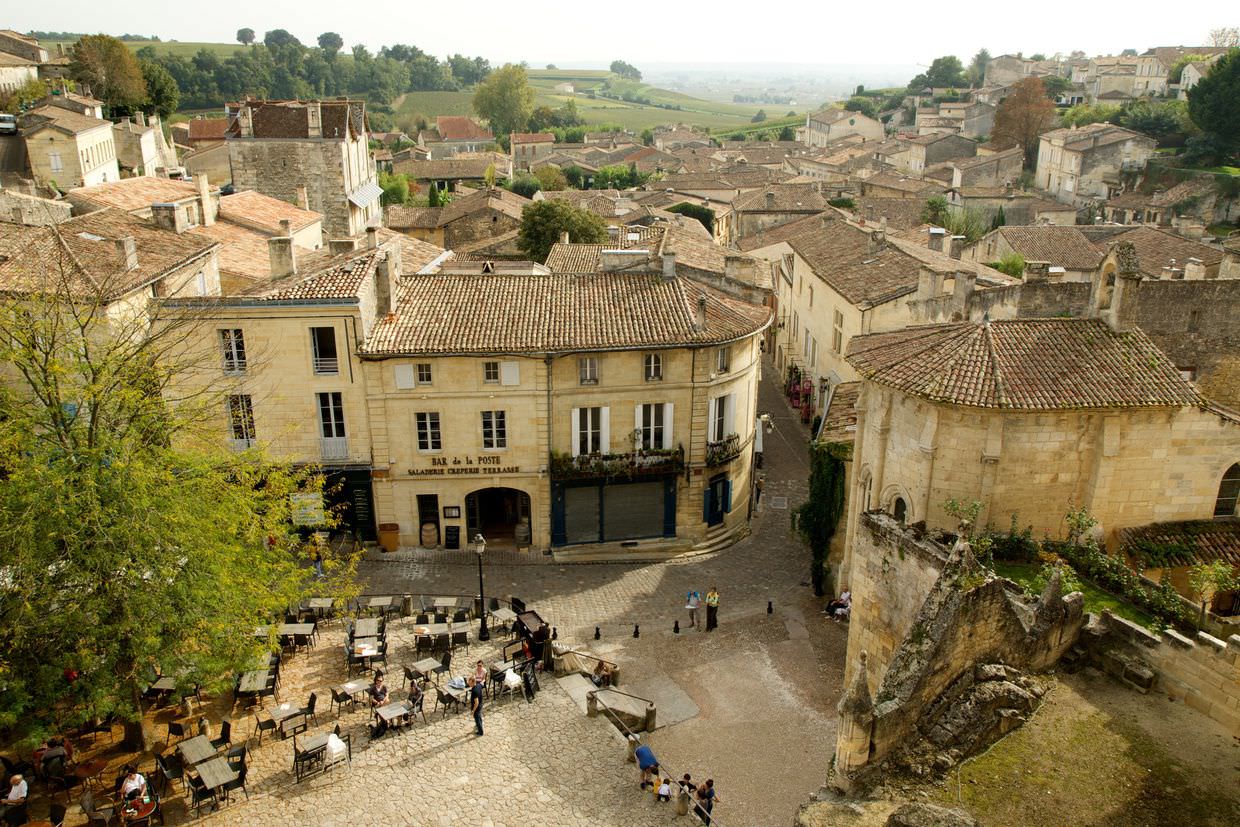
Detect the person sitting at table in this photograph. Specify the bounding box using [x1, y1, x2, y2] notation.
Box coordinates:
[118, 765, 147, 801]
[368, 672, 389, 708]
[473, 660, 487, 687]
[3, 774, 27, 806]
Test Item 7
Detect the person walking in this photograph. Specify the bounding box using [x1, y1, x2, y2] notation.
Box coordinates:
[468, 676, 484, 736]
[705, 586, 720, 632]
[686, 591, 701, 628]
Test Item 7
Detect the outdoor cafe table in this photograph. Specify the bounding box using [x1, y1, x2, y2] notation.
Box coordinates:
[254, 623, 315, 638]
[194, 755, 238, 793]
[353, 618, 381, 638]
[411, 657, 442, 681]
[118, 799, 158, 823]
[178, 734, 216, 765]
[365, 596, 396, 611]
[337, 677, 370, 700]
[433, 596, 464, 611]
[411, 621, 463, 636]
[237, 670, 269, 694]
[374, 700, 412, 726]
[148, 675, 176, 693]
[267, 701, 305, 726]
[490, 607, 517, 625]
[305, 597, 335, 614]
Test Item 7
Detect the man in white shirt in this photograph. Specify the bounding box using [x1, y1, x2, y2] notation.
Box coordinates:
[119, 765, 147, 800]
[3, 774, 26, 805]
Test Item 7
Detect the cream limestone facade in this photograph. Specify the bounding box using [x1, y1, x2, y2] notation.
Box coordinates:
[839, 382, 1240, 588]
[24, 119, 119, 188]
[363, 334, 764, 556]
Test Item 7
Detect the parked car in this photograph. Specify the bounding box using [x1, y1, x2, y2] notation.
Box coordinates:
[0, 113, 18, 135]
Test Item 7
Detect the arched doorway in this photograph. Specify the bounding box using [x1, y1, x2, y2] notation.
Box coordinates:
[466, 487, 531, 547]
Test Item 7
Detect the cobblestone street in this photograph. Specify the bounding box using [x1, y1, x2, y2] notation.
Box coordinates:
[178, 364, 848, 827]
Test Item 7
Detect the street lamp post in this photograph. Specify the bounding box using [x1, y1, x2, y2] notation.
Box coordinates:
[474, 533, 490, 641]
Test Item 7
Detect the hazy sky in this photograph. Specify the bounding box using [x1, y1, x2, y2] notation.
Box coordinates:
[11, 1, 1237, 67]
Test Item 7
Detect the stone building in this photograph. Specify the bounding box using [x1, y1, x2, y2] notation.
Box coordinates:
[1034, 123, 1156, 206]
[798, 109, 884, 147]
[19, 104, 119, 188]
[417, 116, 494, 159]
[724, 183, 833, 243]
[111, 112, 177, 178]
[963, 225, 1104, 281]
[837, 316, 1240, 591]
[903, 133, 977, 174]
[947, 147, 1023, 189]
[164, 234, 772, 557]
[385, 187, 529, 249]
[510, 132, 556, 170]
[226, 99, 380, 238]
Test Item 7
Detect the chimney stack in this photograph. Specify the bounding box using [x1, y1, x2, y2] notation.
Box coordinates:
[1024, 260, 1051, 282]
[237, 104, 254, 138]
[695, 292, 707, 332]
[279, 219, 292, 237]
[295, 186, 309, 211]
[948, 235, 966, 260]
[115, 237, 138, 271]
[765, 191, 776, 208]
[329, 237, 358, 255]
[366, 226, 379, 249]
[197, 174, 215, 226]
[268, 236, 297, 278]
[306, 101, 323, 138]
[662, 250, 677, 281]
[928, 227, 946, 252]
[952, 269, 976, 307]
[1184, 257, 1205, 281]
[560, 230, 570, 244]
[916, 265, 944, 301]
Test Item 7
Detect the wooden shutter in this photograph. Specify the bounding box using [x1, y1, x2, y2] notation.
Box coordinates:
[570, 407, 582, 457]
[393, 364, 415, 389]
[707, 397, 718, 442]
[723, 394, 736, 437]
[662, 402, 674, 449]
[599, 406, 610, 453]
[500, 360, 520, 386]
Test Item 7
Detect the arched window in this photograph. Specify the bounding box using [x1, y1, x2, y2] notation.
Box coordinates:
[1098, 265, 1116, 310]
[1215, 463, 1240, 519]
[892, 496, 908, 524]
[858, 471, 873, 511]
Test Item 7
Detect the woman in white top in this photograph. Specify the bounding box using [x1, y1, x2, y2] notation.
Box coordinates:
[3, 774, 26, 804]
[119, 765, 147, 800]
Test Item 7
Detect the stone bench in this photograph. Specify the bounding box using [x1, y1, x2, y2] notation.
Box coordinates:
[587, 687, 657, 732]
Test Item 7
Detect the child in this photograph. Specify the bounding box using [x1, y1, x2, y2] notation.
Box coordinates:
[657, 778, 672, 802]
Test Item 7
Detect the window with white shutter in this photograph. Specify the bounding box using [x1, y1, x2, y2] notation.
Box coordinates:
[393, 364, 415, 389]
[500, 360, 520, 386]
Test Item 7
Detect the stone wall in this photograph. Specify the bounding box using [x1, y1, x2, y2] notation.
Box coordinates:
[0, 188, 71, 225]
[443, 209, 521, 249]
[1084, 612, 1240, 737]
[229, 139, 352, 237]
[834, 513, 1085, 793]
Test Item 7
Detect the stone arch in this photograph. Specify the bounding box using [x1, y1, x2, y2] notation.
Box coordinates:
[880, 483, 914, 524]
[856, 466, 874, 512]
[1098, 261, 1117, 310]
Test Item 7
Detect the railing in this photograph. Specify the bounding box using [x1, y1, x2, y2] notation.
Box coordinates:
[550, 446, 684, 481]
[320, 436, 349, 460]
[313, 357, 339, 375]
[705, 433, 742, 466]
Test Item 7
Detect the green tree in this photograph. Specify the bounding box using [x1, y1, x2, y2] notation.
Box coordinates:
[907, 55, 967, 91]
[609, 60, 642, 81]
[0, 77, 48, 112]
[378, 171, 410, 205]
[991, 76, 1057, 169]
[1187, 48, 1240, 159]
[70, 34, 147, 112]
[1041, 74, 1073, 100]
[0, 239, 353, 749]
[1120, 100, 1190, 142]
[1168, 53, 1208, 84]
[795, 444, 848, 596]
[534, 165, 567, 191]
[844, 96, 877, 118]
[968, 48, 992, 86]
[139, 59, 179, 117]
[563, 165, 585, 188]
[1061, 103, 1121, 127]
[510, 173, 541, 199]
[640, 128, 654, 146]
[1188, 561, 1238, 624]
[667, 202, 714, 234]
[751, 109, 767, 123]
[1029, 53, 1047, 62]
[922, 195, 951, 225]
[517, 200, 608, 262]
[236, 28, 255, 46]
[317, 32, 344, 57]
[263, 29, 302, 50]
[778, 125, 796, 141]
[992, 250, 1025, 276]
[473, 63, 535, 141]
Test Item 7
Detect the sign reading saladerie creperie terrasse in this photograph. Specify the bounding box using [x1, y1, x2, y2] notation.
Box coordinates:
[407, 455, 522, 476]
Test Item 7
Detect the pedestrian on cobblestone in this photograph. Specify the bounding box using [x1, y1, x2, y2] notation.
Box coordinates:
[755, 474, 765, 508]
[697, 779, 719, 824]
[468, 676, 484, 736]
[705, 587, 719, 631]
[686, 591, 701, 628]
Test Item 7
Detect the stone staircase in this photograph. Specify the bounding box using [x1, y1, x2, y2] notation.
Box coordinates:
[549, 521, 749, 563]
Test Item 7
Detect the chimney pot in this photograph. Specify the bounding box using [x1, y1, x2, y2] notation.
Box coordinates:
[928, 227, 946, 252]
[114, 236, 138, 271]
[695, 292, 707, 331]
[948, 234, 966, 260]
[662, 250, 677, 281]
[279, 218, 292, 237]
[196, 175, 215, 227]
[560, 231, 570, 244]
[366, 226, 379, 249]
[765, 191, 776, 208]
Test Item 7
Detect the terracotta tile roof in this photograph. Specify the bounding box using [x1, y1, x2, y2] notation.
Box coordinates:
[187, 220, 280, 284]
[0, 50, 37, 66]
[1040, 123, 1152, 152]
[1119, 520, 1240, 567]
[187, 117, 230, 142]
[218, 190, 321, 234]
[862, 172, 946, 197]
[19, 105, 110, 135]
[848, 198, 931, 231]
[953, 147, 1022, 169]
[808, 108, 852, 125]
[545, 227, 666, 272]
[375, 228, 447, 272]
[1094, 226, 1223, 276]
[226, 100, 366, 140]
[387, 205, 443, 229]
[737, 212, 833, 252]
[819, 381, 861, 444]
[732, 183, 832, 213]
[438, 187, 530, 224]
[436, 116, 493, 142]
[0, 209, 218, 301]
[68, 178, 202, 213]
[511, 132, 555, 144]
[991, 226, 1104, 271]
[361, 271, 771, 355]
[846, 318, 1202, 410]
[236, 248, 382, 301]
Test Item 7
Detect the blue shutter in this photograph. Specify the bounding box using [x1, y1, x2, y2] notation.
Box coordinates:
[723, 480, 733, 513]
[703, 487, 713, 523]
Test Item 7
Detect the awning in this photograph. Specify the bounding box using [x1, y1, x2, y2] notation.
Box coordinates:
[348, 180, 383, 208]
